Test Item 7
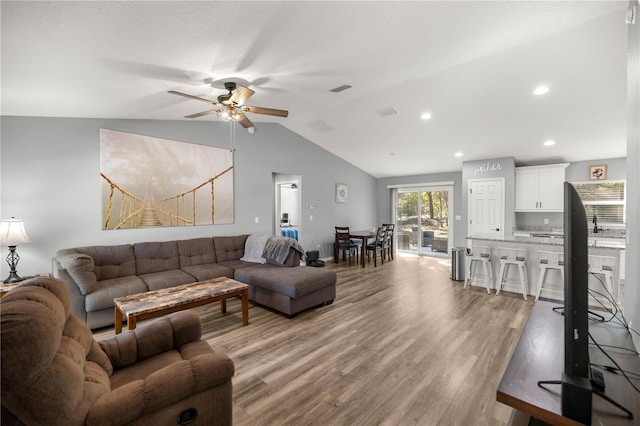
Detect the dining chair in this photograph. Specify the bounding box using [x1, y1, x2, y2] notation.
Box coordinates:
[335, 226, 359, 266]
[382, 223, 395, 260]
[366, 226, 387, 267]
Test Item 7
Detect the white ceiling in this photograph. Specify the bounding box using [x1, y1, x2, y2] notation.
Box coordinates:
[1, 1, 630, 178]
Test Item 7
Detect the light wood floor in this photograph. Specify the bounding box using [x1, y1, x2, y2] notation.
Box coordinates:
[97, 253, 534, 425]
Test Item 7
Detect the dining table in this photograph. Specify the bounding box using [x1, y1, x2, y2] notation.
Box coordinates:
[334, 229, 376, 268]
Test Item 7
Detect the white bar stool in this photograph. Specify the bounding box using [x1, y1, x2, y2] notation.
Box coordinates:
[588, 255, 617, 304]
[464, 246, 494, 294]
[535, 250, 564, 302]
[496, 247, 528, 300]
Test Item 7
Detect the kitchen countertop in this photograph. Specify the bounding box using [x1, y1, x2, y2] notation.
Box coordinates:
[467, 234, 625, 250]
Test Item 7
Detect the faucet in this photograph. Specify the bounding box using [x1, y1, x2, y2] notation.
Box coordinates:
[592, 214, 602, 234]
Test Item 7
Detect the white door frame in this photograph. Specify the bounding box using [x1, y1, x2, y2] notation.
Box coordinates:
[393, 184, 454, 257]
[273, 174, 302, 237]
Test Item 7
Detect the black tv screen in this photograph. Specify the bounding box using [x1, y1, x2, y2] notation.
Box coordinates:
[562, 181, 592, 423]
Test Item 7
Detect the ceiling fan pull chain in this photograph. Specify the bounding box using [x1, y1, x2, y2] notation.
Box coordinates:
[229, 120, 236, 152]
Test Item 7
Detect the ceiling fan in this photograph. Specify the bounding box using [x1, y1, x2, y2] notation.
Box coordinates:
[168, 82, 288, 132]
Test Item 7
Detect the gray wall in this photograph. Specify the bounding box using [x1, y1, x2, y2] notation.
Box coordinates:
[516, 156, 627, 230]
[376, 171, 463, 247]
[625, 2, 639, 350]
[0, 117, 377, 275]
[565, 157, 627, 182]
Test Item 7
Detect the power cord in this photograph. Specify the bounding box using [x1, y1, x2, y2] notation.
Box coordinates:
[589, 332, 640, 394]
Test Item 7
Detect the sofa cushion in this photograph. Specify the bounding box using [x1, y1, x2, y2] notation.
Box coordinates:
[235, 265, 337, 299]
[134, 241, 180, 274]
[177, 238, 217, 267]
[85, 276, 148, 312]
[181, 264, 234, 281]
[218, 259, 256, 271]
[139, 270, 196, 291]
[213, 235, 248, 262]
[77, 245, 137, 281]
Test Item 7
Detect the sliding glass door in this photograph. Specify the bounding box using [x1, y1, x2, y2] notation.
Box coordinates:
[395, 186, 451, 257]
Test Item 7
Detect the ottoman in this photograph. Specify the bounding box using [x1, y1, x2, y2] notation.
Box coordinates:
[235, 265, 337, 317]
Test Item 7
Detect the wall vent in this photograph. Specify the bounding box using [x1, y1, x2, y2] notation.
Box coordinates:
[376, 107, 398, 117]
[330, 85, 352, 93]
[306, 120, 336, 134]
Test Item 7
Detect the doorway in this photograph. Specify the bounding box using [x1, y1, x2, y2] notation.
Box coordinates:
[394, 185, 453, 258]
[274, 174, 301, 240]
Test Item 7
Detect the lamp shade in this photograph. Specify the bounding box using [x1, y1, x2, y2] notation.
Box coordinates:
[0, 217, 31, 246]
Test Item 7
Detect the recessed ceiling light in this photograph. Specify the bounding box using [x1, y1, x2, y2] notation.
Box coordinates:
[390, 152, 396, 156]
[544, 140, 556, 146]
[533, 85, 550, 95]
[454, 151, 463, 157]
[420, 112, 432, 120]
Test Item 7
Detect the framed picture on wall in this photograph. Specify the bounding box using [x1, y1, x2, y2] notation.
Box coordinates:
[589, 165, 607, 180]
[335, 183, 348, 203]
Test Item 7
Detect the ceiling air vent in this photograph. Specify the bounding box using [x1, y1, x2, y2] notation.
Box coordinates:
[306, 120, 336, 134]
[376, 107, 398, 117]
[330, 85, 352, 93]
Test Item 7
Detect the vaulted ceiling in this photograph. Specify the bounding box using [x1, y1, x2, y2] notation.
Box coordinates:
[1, 1, 630, 178]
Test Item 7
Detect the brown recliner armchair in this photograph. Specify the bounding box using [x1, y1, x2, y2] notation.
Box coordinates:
[1, 276, 234, 426]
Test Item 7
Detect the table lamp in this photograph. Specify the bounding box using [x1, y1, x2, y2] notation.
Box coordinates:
[0, 217, 32, 283]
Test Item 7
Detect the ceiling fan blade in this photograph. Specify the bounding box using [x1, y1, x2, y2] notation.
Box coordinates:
[229, 85, 254, 106]
[185, 109, 220, 119]
[243, 105, 289, 118]
[168, 90, 217, 104]
[237, 112, 254, 129]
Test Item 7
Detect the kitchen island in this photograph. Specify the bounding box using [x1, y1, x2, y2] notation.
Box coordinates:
[466, 233, 625, 307]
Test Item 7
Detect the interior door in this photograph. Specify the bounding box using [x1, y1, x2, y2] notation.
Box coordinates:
[468, 178, 505, 237]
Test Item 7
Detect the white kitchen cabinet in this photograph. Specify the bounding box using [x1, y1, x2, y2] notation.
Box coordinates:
[515, 163, 568, 212]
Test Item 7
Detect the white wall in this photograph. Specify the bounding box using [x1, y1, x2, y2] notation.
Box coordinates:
[0, 117, 377, 276]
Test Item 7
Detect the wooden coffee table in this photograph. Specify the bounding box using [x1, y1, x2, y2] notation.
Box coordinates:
[114, 277, 248, 334]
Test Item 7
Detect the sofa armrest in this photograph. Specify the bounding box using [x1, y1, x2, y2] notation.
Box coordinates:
[52, 260, 88, 324]
[86, 352, 234, 426]
[99, 310, 202, 369]
[54, 250, 98, 295]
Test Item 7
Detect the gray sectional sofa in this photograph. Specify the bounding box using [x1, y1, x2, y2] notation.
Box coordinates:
[53, 235, 337, 329]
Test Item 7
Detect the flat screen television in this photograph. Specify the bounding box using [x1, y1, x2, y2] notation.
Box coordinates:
[561, 181, 592, 423]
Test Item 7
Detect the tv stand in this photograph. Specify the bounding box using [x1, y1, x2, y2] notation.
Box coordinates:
[537, 377, 633, 422]
[497, 301, 638, 425]
[551, 305, 606, 323]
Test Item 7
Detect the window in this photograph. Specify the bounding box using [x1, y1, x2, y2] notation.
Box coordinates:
[573, 181, 625, 225]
